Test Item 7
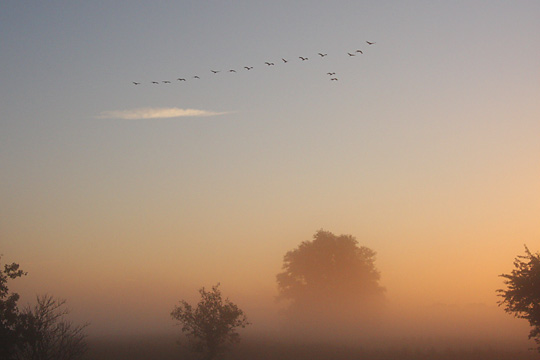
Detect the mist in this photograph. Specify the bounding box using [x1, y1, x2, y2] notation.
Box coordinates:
[8, 233, 535, 360]
[77, 288, 534, 359]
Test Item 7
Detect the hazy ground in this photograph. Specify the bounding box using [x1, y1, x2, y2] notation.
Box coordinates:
[81, 300, 536, 359]
[84, 333, 537, 360]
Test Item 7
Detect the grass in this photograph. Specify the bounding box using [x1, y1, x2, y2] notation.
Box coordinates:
[84, 334, 537, 360]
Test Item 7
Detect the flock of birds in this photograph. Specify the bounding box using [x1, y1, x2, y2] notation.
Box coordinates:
[132, 41, 376, 86]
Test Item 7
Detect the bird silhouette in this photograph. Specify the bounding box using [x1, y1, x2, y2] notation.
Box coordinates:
[132, 43, 379, 86]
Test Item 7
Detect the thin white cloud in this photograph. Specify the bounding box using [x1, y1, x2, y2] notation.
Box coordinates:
[96, 107, 227, 120]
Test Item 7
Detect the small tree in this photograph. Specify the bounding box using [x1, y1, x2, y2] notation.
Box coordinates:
[498, 245, 540, 352]
[171, 283, 250, 360]
[0, 256, 27, 359]
[17, 294, 89, 360]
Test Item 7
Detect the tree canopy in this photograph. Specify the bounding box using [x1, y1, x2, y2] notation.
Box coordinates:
[171, 283, 250, 360]
[498, 245, 540, 352]
[18, 294, 89, 360]
[1, 256, 88, 360]
[0, 256, 26, 359]
[276, 230, 385, 326]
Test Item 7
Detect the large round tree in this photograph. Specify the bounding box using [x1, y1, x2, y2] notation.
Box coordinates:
[276, 230, 385, 329]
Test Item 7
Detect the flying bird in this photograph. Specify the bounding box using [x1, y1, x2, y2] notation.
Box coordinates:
[132, 42, 377, 88]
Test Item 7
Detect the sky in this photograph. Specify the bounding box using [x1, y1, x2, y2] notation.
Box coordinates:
[1, 0, 539, 344]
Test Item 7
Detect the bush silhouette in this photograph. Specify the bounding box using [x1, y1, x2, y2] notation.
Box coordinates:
[171, 283, 250, 360]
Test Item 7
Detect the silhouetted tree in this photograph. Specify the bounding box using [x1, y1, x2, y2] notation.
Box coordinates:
[498, 245, 540, 352]
[0, 256, 27, 359]
[171, 283, 250, 360]
[16, 294, 89, 360]
[276, 230, 385, 327]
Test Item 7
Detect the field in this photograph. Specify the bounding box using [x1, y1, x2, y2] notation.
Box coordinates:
[85, 334, 537, 360]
